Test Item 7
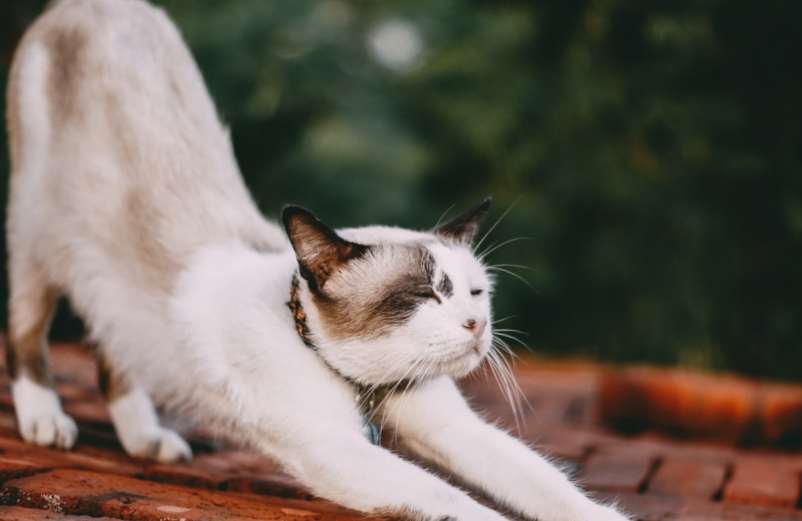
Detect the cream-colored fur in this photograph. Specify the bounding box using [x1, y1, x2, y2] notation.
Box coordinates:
[6, 0, 629, 519]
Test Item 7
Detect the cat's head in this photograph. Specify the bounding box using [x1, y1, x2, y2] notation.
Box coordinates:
[282, 199, 493, 386]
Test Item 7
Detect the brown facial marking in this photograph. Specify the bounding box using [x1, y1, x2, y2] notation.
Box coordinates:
[282, 206, 369, 294]
[436, 272, 454, 298]
[97, 352, 131, 402]
[314, 245, 438, 340]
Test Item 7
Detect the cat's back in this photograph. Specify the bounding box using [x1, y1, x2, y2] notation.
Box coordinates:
[10, 0, 225, 150]
[7, 0, 283, 293]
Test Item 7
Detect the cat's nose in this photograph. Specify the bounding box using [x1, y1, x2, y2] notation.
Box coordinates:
[462, 318, 487, 339]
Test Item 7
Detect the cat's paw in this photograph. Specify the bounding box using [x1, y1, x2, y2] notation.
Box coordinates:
[119, 427, 193, 463]
[12, 377, 78, 449]
[18, 410, 78, 449]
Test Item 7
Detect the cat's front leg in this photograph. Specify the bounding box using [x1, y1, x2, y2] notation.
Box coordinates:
[256, 422, 510, 521]
[383, 377, 631, 521]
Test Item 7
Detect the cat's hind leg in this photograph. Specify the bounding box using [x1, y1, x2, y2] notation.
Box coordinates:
[6, 265, 78, 449]
[97, 353, 191, 462]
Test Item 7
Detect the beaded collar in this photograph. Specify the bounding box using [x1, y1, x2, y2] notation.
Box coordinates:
[287, 271, 390, 444]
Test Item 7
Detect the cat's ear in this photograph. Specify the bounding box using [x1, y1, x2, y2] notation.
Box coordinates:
[434, 196, 492, 245]
[282, 205, 369, 292]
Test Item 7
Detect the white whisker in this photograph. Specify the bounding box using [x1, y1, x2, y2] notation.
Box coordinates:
[433, 203, 456, 229]
[479, 236, 533, 261]
[487, 265, 533, 290]
[491, 263, 537, 272]
[474, 199, 518, 254]
[492, 315, 516, 325]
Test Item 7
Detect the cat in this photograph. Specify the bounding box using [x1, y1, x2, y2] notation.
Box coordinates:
[5, 0, 629, 519]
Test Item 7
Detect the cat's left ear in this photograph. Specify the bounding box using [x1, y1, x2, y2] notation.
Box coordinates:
[282, 205, 369, 293]
[434, 196, 492, 245]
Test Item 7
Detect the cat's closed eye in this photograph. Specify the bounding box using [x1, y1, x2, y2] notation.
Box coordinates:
[470, 289, 484, 296]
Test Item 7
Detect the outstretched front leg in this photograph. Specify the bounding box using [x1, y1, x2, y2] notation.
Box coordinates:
[382, 377, 631, 521]
[250, 414, 511, 521]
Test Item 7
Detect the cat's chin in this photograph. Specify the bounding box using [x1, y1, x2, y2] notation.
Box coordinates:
[434, 350, 485, 379]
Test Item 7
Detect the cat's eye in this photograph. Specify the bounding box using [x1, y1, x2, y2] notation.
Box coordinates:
[470, 289, 484, 296]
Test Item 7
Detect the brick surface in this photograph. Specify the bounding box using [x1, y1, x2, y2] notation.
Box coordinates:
[0, 506, 120, 520]
[760, 386, 802, 446]
[1, 469, 374, 520]
[599, 369, 756, 443]
[580, 449, 655, 492]
[596, 492, 802, 521]
[0, 343, 800, 520]
[723, 458, 800, 509]
[599, 367, 802, 450]
[649, 459, 729, 499]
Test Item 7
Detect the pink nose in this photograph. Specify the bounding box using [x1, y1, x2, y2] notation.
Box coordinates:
[462, 318, 487, 339]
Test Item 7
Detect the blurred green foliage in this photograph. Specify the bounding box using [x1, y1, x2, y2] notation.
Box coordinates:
[2, 1, 802, 380]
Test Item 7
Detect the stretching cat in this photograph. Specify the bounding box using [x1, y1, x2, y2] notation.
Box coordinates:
[5, 1, 628, 519]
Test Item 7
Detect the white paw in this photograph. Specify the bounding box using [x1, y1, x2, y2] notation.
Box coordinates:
[12, 376, 78, 449]
[108, 386, 192, 462]
[119, 426, 193, 463]
[18, 409, 78, 449]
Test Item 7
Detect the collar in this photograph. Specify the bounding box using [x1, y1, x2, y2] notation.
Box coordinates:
[287, 270, 389, 444]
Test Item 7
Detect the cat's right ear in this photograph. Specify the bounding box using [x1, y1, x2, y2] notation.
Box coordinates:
[281, 205, 369, 293]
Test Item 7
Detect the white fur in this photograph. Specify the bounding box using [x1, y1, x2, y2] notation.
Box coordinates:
[12, 376, 77, 449]
[6, 1, 630, 519]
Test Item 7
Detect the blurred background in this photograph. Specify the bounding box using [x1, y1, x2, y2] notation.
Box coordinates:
[2, 0, 802, 381]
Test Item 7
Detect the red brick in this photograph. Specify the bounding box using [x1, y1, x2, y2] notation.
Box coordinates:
[1, 469, 377, 520]
[0, 506, 119, 520]
[760, 385, 802, 445]
[0, 412, 19, 435]
[596, 491, 802, 521]
[0, 392, 14, 411]
[580, 449, 655, 492]
[224, 475, 312, 500]
[141, 463, 227, 489]
[528, 426, 616, 463]
[191, 450, 284, 476]
[62, 400, 111, 427]
[175, 451, 311, 497]
[648, 459, 728, 499]
[0, 435, 141, 476]
[534, 428, 599, 463]
[0, 455, 48, 480]
[55, 382, 98, 402]
[599, 369, 756, 442]
[724, 459, 799, 509]
[49, 344, 98, 388]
